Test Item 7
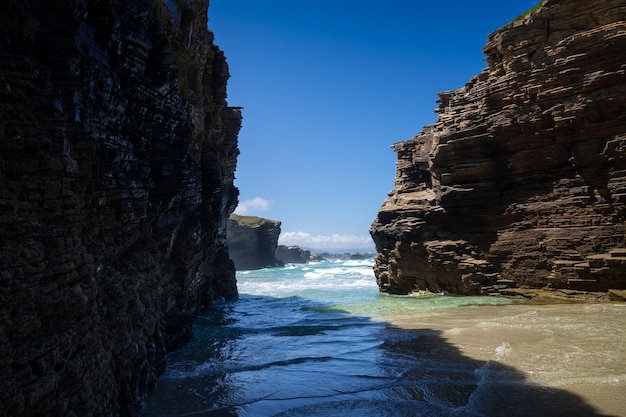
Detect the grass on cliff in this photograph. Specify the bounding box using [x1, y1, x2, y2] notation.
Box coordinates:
[511, 0, 544, 23]
[230, 214, 266, 227]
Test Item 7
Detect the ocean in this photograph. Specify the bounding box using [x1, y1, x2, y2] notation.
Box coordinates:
[143, 257, 626, 417]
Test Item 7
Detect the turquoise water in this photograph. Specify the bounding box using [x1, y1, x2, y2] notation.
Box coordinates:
[143, 258, 626, 417]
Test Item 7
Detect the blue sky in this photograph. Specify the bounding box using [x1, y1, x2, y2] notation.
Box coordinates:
[209, 1, 540, 251]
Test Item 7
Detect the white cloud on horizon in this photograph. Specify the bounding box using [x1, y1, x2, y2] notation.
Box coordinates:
[279, 231, 374, 252]
[234, 197, 271, 215]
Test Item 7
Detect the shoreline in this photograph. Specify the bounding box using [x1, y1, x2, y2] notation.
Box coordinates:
[377, 299, 626, 417]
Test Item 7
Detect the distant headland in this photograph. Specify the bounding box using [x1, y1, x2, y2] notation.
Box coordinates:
[227, 214, 375, 270]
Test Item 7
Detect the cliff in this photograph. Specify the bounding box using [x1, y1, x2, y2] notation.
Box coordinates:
[0, 0, 240, 416]
[276, 245, 312, 264]
[227, 215, 283, 270]
[370, 0, 626, 296]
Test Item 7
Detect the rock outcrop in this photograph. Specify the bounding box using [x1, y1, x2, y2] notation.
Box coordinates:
[227, 215, 283, 270]
[0, 1, 240, 416]
[370, 0, 626, 296]
[276, 245, 311, 264]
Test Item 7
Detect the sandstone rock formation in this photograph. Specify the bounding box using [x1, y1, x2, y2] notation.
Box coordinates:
[0, 1, 240, 416]
[370, 0, 626, 296]
[227, 215, 283, 270]
[276, 245, 312, 264]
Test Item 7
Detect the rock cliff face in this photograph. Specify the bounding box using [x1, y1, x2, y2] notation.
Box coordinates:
[276, 245, 311, 264]
[0, 1, 240, 416]
[370, 0, 626, 296]
[227, 215, 283, 270]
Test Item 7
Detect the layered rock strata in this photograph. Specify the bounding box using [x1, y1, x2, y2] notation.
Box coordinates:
[227, 215, 283, 270]
[0, 0, 240, 416]
[370, 0, 626, 296]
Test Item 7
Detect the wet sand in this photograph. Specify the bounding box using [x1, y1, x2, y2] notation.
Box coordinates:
[381, 302, 626, 417]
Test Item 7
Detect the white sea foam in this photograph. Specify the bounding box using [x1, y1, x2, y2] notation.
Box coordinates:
[494, 342, 511, 358]
[343, 259, 375, 267]
[238, 258, 378, 301]
[303, 266, 374, 280]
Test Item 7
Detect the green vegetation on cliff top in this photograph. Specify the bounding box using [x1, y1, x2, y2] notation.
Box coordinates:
[511, 0, 544, 23]
[230, 214, 267, 227]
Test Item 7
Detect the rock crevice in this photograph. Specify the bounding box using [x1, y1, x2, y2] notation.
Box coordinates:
[370, 0, 626, 296]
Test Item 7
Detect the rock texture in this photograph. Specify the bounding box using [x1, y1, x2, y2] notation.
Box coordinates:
[370, 0, 626, 296]
[227, 215, 283, 270]
[276, 245, 311, 264]
[0, 1, 240, 416]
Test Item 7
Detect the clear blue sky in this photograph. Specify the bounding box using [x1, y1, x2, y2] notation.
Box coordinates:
[209, 1, 540, 251]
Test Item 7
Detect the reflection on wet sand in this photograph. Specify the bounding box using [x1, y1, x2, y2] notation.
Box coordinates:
[380, 327, 615, 417]
[143, 297, 625, 416]
[382, 302, 626, 417]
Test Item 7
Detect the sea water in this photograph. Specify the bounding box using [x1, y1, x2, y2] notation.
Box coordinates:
[143, 257, 626, 417]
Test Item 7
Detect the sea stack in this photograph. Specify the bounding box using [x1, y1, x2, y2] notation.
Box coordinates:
[370, 0, 626, 296]
[276, 245, 312, 264]
[0, 0, 240, 415]
[227, 215, 283, 270]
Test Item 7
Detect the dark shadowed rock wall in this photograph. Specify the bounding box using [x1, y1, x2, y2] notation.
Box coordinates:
[371, 0, 626, 296]
[0, 0, 240, 415]
[227, 215, 282, 270]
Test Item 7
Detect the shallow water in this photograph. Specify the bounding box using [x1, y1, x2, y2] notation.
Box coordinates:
[143, 258, 626, 417]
